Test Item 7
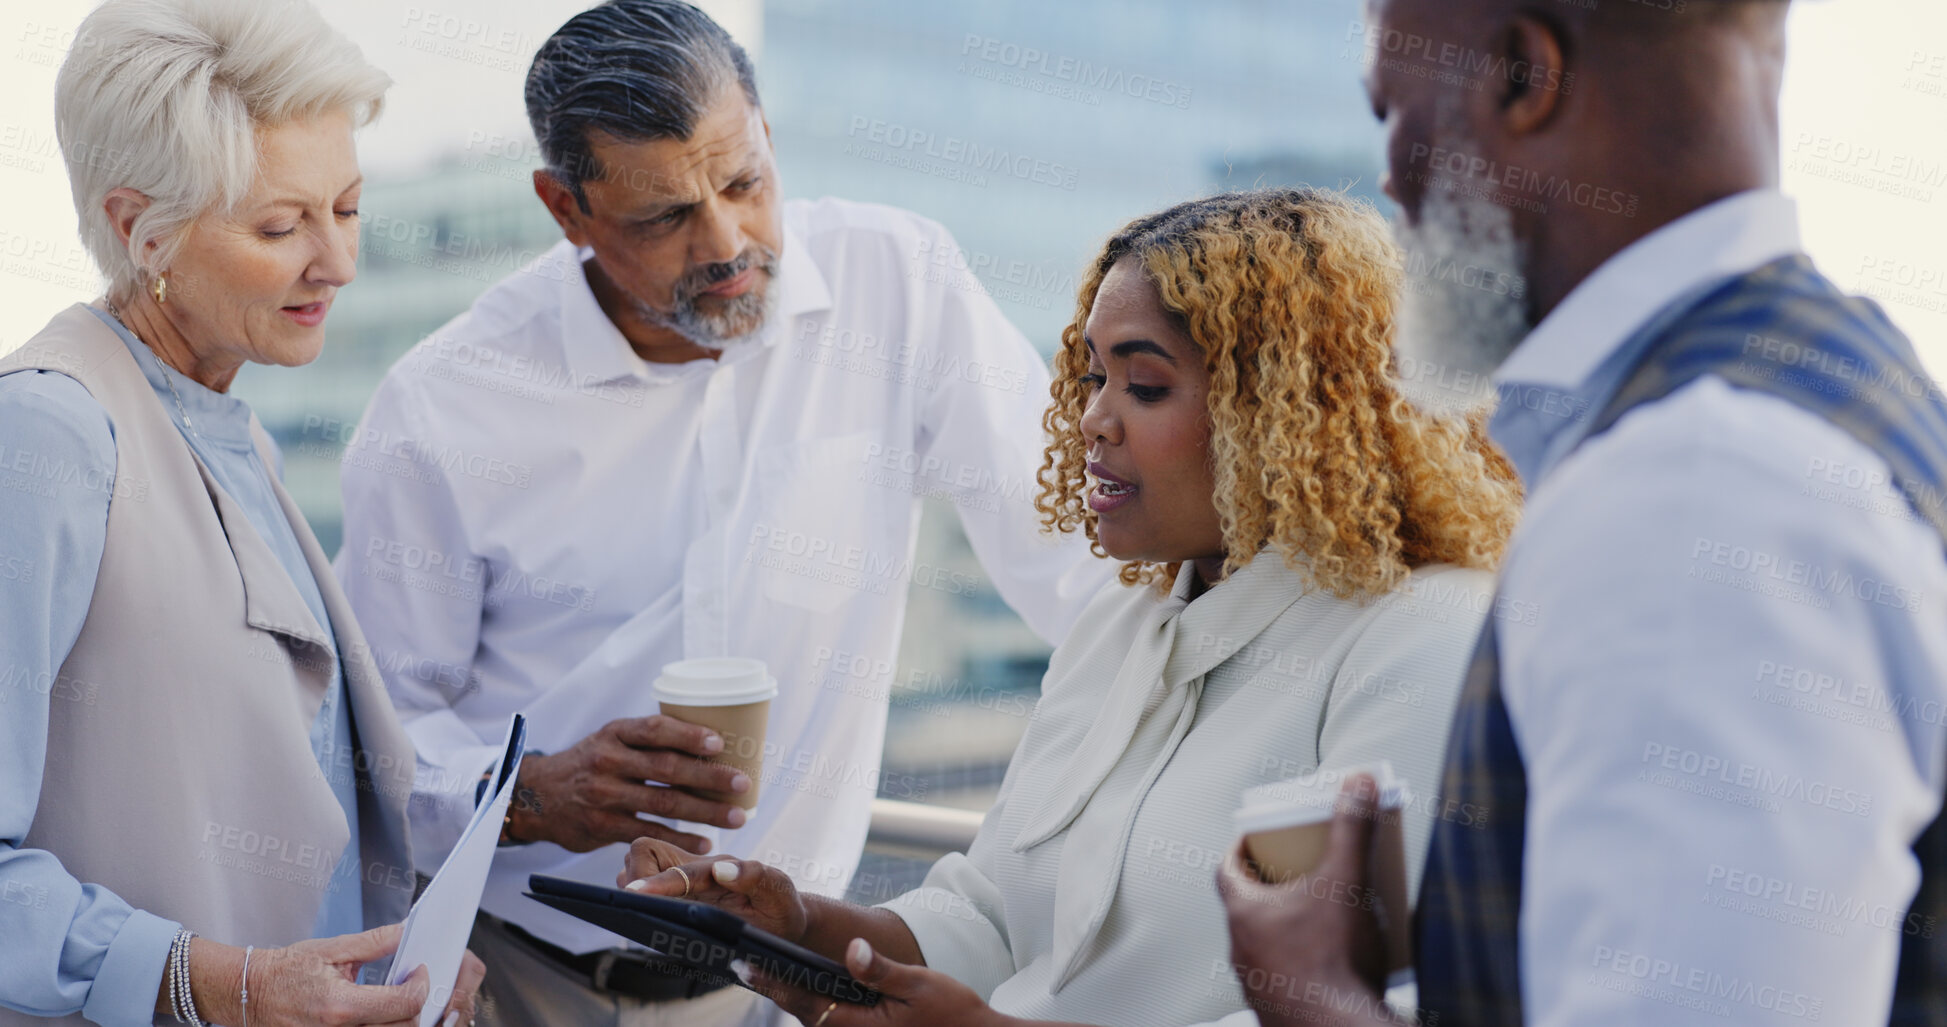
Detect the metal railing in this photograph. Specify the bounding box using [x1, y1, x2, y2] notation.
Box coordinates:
[863, 798, 983, 860]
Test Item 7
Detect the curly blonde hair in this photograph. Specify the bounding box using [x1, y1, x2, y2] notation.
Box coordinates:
[1035, 188, 1522, 598]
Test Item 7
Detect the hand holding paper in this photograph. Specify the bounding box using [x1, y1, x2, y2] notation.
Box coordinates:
[386, 713, 528, 1027]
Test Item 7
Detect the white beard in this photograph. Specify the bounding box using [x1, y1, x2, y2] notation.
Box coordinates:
[1391, 182, 1533, 413]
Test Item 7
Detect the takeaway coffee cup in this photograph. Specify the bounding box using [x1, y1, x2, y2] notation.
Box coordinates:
[1234, 761, 1414, 977]
[653, 658, 777, 811]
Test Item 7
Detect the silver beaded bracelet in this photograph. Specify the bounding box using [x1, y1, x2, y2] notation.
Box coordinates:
[164, 930, 187, 1023]
[166, 929, 206, 1027]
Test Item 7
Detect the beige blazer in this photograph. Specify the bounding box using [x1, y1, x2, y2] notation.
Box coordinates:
[0, 305, 417, 1024]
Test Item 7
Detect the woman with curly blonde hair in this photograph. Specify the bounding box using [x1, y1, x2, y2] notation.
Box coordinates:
[1038, 188, 1518, 597]
[620, 189, 1519, 1027]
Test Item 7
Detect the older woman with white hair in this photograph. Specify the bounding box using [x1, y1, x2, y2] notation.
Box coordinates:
[0, 1, 483, 1025]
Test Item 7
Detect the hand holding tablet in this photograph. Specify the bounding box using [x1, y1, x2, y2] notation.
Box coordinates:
[525, 875, 881, 1007]
[619, 837, 811, 942]
[585, 836, 1026, 1024]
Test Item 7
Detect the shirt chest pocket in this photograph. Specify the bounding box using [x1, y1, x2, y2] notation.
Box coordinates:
[746, 430, 901, 613]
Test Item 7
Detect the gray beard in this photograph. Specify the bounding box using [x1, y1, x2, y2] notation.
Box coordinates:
[633, 247, 782, 354]
[1391, 185, 1533, 413]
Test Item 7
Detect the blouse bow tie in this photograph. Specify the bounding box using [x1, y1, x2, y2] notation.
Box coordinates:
[1012, 557, 1307, 991]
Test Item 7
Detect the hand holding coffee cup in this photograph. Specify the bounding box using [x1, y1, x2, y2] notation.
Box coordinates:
[1234, 761, 1414, 978]
[504, 712, 751, 855]
[654, 658, 777, 811]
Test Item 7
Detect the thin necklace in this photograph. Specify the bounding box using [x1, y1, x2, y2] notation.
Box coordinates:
[104, 299, 198, 438]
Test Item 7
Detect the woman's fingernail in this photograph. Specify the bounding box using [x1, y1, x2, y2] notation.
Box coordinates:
[727, 807, 747, 828]
[731, 773, 752, 794]
[444, 1012, 460, 1027]
[714, 860, 740, 884]
[704, 734, 724, 754]
[625, 878, 650, 892]
[849, 938, 872, 964]
[730, 958, 751, 985]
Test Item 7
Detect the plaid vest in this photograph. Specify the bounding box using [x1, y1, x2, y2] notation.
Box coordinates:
[1413, 256, 1947, 1026]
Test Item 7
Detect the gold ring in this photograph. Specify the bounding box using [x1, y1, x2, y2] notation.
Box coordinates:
[814, 1001, 838, 1026]
[672, 865, 693, 897]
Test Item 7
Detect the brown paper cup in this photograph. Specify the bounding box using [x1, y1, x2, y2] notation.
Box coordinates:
[1236, 761, 1415, 975]
[658, 699, 770, 809]
[1241, 817, 1333, 885]
[653, 658, 777, 811]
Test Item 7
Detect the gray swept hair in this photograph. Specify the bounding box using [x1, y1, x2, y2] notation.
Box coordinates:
[55, 0, 391, 302]
[525, 0, 759, 213]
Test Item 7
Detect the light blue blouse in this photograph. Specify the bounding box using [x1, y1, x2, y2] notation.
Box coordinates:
[0, 308, 362, 1026]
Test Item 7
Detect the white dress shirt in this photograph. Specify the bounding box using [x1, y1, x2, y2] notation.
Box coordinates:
[886, 557, 1491, 1027]
[335, 197, 1112, 954]
[1494, 190, 1947, 1026]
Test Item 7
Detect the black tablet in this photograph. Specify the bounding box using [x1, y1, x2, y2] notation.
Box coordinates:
[525, 874, 883, 1006]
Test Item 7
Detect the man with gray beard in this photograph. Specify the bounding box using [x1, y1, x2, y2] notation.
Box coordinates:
[1219, 1, 1947, 1025]
[335, 3, 1111, 1024]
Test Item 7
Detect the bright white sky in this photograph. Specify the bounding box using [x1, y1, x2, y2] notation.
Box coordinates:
[2, 0, 1944, 369]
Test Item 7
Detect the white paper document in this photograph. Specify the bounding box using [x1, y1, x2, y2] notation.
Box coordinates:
[386, 713, 527, 1026]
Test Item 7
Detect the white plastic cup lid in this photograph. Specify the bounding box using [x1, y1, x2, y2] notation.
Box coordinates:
[1233, 760, 1412, 837]
[653, 657, 778, 707]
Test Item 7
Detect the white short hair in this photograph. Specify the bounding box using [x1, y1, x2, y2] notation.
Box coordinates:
[55, 0, 391, 301]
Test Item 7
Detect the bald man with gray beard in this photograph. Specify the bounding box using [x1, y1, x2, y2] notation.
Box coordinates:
[1217, 3, 1947, 1025]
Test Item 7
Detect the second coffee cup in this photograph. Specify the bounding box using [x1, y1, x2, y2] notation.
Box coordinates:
[653, 657, 777, 811]
[1234, 760, 1414, 977]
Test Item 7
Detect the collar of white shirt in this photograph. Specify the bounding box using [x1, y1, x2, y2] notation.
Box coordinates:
[555, 224, 835, 386]
[1492, 189, 1803, 393]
